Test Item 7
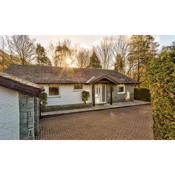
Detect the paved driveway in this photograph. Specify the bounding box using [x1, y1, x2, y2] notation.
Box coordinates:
[38, 105, 153, 140]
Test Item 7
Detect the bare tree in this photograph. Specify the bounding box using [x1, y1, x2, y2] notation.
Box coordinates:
[113, 36, 129, 59]
[47, 43, 55, 65]
[95, 37, 116, 69]
[95, 36, 129, 70]
[75, 47, 90, 68]
[5, 35, 36, 65]
[113, 36, 129, 73]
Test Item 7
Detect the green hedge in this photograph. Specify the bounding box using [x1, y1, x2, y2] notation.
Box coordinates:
[134, 88, 151, 102]
[148, 51, 175, 140]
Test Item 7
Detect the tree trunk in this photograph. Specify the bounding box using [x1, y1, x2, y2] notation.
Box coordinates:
[137, 57, 140, 88]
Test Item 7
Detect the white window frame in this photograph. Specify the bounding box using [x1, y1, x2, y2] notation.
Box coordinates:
[117, 84, 125, 94]
[73, 84, 83, 92]
[48, 85, 61, 97]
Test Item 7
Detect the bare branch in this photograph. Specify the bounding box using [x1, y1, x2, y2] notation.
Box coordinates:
[5, 35, 36, 65]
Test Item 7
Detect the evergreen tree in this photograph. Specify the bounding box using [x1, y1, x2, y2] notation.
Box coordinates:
[88, 50, 102, 68]
[54, 40, 73, 67]
[128, 35, 158, 87]
[0, 36, 21, 71]
[114, 54, 125, 74]
[36, 44, 51, 65]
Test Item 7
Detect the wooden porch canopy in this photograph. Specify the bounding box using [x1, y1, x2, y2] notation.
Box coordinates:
[88, 75, 118, 106]
[86, 75, 118, 84]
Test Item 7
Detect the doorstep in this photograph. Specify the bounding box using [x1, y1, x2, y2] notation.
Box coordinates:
[41, 100, 150, 118]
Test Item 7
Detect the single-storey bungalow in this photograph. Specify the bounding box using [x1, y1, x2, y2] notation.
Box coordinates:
[0, 72, 43, 140]
[6, 65, 138, 110]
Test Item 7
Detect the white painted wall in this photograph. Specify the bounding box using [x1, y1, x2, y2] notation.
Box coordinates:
[0, 86, 19, 140]
[43, 84, 92, 106]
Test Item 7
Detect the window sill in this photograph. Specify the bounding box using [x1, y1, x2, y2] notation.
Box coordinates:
[117, 92, 126, 95]
[73, 89, 83, 92]
[48, 95, 61, 98]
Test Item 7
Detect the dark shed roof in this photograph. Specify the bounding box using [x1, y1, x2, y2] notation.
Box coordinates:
[0, 72, 44, 96]
[5, 65, 138, 84]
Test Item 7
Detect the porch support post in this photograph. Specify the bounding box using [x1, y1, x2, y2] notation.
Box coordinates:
[92, 84, 95, 106]
[110, 84, 113, 105]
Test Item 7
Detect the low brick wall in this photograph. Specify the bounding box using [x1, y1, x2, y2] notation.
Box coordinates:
[41, 103, 92, 112]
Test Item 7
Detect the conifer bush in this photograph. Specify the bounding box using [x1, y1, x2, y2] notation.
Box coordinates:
[148, 51, 175, 139]
[39, 92, 47, 107]
[82, 91, 90, 104]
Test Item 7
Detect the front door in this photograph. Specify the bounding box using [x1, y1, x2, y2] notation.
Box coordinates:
[95, 84, 106, 104]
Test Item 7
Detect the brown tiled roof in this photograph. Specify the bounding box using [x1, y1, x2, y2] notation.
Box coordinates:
[0, 72, 44, 96]
[5, 64, 138, 84]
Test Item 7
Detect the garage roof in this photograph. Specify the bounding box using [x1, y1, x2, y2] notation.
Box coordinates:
[0, 72, 44, 96]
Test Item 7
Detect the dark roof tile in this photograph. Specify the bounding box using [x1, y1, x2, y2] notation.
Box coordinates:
[5, 65, 138, 84]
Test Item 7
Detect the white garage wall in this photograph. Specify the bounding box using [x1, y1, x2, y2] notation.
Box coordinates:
[43, 84, 92, 106]
[0, 86, 19, 140]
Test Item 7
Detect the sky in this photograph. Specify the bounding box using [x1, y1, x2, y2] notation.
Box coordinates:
[31, 35, 175, 49]
[157, 35, 175, 46]
[31, 35, 106, 49]
[1, 35, 175, 50]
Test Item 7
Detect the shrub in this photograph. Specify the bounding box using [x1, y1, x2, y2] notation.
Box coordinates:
[82, 91, 90, 104]
[148, 51, 175, 139]
[39, 92, 47, 107]
[134, 88, 151, 101]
